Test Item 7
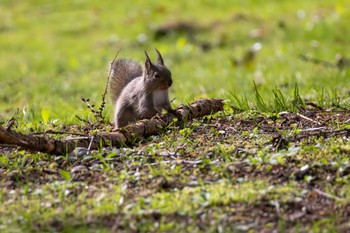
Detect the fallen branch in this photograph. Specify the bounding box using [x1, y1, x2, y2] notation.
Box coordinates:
[0, 98, 224, 155]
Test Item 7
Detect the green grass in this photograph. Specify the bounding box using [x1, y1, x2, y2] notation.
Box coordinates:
[1, 0, 350, 232]
[1, 0, 350, 122]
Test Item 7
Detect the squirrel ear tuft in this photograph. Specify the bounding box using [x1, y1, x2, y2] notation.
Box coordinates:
[144, 51, 152, 63]
[144, 51, 153, 72]
[155, 48, 164, 65]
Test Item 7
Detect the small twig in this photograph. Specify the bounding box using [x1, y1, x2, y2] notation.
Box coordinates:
[80, 97, 108, 124]
[75, 115, 90, 124]
[296, 113, 322, 126]
[81, 97, 97, 114]
[299, 127, 327, 132]
[62, 136, 91, 141]
[98, 49, 122, 119]
[309, 185, 343, 201]
[148, 159, 220, 166]
[87, 135, 94, 151]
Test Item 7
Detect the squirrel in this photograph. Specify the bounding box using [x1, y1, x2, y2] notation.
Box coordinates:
[109, 49, 175, 129]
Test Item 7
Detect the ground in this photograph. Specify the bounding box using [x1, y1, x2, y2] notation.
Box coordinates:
[2, 107, 350, 232]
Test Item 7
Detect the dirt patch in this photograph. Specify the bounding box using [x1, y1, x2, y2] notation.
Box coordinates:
[1, 110, 350, 232]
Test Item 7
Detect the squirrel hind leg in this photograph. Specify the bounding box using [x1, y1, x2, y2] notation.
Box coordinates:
[114, 117, 132, 129]
[114, 106, 136, 129]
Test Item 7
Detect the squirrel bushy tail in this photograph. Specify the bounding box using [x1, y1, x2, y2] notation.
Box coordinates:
[109, 59, 143, 103]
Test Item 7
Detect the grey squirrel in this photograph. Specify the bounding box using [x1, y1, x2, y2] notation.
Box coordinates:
[109, 49, 175, 129]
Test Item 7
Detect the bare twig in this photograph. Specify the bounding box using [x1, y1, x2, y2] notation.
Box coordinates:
[81, 97, 98, 116]
[99, 49, 122, 119]
[87, 136, 94, 151]
[148, 159, 220, 166]
[296, 113, 322, 126]
[75, 114, 90, 124]
[309, 185, 343, 201]
[299, 127, 327, 132]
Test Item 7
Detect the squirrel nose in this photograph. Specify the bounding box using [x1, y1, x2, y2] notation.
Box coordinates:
[168, 79, 172, 87]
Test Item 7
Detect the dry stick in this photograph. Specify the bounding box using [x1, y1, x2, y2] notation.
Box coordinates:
[99, 49, 122, 118]
[309, 185, 343, 201]
[75, 114, 90, 123]
[299, 127, 326, 132]
[0, 98, 224, 155]
[87, 135, 94, 151]
[80, 97, 106, 124]
[99, 50, 123, 121]
[296, 113, 322, 126]
[148, 159, 220, 166]
[81, 97, 97, 114]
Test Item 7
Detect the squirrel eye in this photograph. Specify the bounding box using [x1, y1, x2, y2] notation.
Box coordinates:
[154, 72, 160, 78]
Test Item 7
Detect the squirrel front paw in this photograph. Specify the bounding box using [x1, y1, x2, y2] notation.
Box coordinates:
[167, 109, 182, 120]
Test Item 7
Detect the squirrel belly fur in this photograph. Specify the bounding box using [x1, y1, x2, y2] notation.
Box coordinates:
[108, 49, 174, 129]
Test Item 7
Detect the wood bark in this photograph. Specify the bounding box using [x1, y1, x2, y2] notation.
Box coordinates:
[0, 98, 224, 155]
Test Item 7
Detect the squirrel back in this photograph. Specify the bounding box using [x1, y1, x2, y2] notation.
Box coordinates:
[109, 59, 143, 103]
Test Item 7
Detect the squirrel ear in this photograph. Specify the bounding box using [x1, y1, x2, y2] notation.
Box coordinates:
[144, 51, 153, 73]
[155, 48, 164, 65]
